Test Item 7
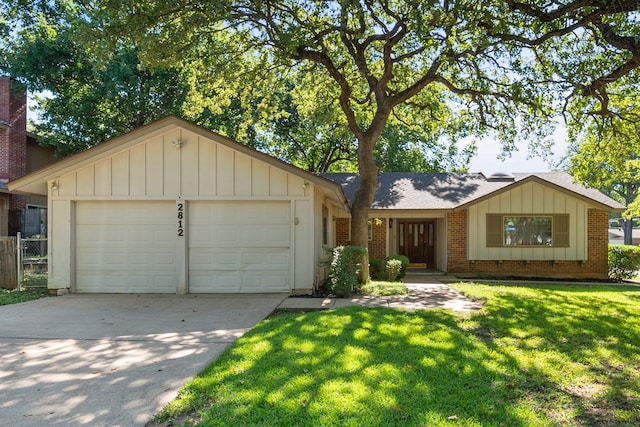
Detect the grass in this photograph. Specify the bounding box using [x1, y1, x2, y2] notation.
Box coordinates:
[23, 272, 48, 288]
[360, 280, 409, 296]
[0, 287, 48, 305]
[151, 283, 640, 427]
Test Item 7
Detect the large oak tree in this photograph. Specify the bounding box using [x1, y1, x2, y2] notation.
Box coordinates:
[8, 1, 640, 279]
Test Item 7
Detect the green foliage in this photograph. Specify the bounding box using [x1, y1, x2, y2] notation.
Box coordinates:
[359, 281, 409, 297]
[568, 114, 640, 240]
[385, 259, 403, 282]
[608, 244, 640, 281]
[387, 255, 410, 279]
[368, 258, 385, 281]
[325, 246, 367, 297]
[0, 288, 47, 306]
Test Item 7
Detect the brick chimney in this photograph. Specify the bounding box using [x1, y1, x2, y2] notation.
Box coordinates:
[0, 76, 28, 212]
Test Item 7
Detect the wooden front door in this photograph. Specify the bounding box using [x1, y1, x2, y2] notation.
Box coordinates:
[399, 220, 435, 267]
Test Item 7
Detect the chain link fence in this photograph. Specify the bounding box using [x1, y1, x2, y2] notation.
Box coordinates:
[17, 233, 48, 289]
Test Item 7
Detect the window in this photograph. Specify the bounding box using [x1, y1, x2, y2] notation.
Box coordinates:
[486, 214, 569, 247]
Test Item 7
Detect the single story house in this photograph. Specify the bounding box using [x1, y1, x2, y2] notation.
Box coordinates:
[324, 172, 624, 280]
[8, 117, 624, 295]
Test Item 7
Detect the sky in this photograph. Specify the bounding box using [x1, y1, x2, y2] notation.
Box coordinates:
[467, 133, 570, 175]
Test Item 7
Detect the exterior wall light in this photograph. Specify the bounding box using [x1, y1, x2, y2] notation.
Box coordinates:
[172, 139, 186, 148]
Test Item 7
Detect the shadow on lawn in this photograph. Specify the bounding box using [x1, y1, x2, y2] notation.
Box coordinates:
[157, 285, 640, 426]
[162, 308, 542, 426]
[471, 285, 640, 426]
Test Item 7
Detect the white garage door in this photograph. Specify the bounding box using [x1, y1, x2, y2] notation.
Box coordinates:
[75, 201, 176, 293]
[189, 201, 290, 293]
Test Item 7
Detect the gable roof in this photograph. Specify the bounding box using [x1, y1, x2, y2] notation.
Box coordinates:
[8, 116, 348, 208]
[321, 172, 625, 212]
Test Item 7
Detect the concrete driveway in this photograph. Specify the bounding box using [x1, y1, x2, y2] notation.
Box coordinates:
[0, 293, 286, 427]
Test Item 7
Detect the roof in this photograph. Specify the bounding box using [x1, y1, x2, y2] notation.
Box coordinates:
[8, 116, 349, 209]
[320, 172, 625, 212]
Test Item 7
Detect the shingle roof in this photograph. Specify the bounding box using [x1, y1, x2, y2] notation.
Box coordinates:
[320, 172, 625, 211]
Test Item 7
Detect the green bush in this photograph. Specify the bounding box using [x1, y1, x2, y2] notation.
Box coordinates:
[608, 244, 640, 281]
[325, 246, 367, 297]
[369, 258, 386, 280]
[386, 254, 410, 278]
[386, 259, 402, 281]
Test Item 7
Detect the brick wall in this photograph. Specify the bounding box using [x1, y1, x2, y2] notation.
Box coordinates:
[0, 77, 28, 233]
[586, 209, 609, 277]
[335, 217, 350, 246]
[447, 209, 610, 279]
[335, 217, 387, 259]
[446, 210, 468, 272]
[0, 77, 27, 185]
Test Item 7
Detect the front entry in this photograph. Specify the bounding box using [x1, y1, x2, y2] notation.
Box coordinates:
[399, 220, 435, 267]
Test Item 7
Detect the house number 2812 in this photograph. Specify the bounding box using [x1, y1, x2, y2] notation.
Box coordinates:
[177, 202, 185, 237]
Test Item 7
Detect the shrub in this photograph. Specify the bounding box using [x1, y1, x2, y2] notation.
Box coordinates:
[608, 244, 640, 281]
[369, 258, 386, 280]
[386, 259, 403, 281]
[386, 254, 410, 278]
[325, 246, 367, 297]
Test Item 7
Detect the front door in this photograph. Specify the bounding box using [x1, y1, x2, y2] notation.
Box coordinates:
[399, 220, 435, 267]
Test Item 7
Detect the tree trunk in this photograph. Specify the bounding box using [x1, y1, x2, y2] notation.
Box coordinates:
[350, 133, 379, 283]
[623, 218, 633, 245]
[623, 183, 636, 245]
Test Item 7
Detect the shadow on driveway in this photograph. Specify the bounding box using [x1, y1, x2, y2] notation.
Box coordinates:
[0, 294, 286, 427]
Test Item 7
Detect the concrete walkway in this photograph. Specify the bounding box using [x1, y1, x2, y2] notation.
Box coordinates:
[277, 275, 482, 312]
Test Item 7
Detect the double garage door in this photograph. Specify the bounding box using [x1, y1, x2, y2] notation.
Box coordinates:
[75, 201, 290, 293]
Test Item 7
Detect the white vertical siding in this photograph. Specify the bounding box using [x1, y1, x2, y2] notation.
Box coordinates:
[294, 200, 311, 290]
[52, 128, 317, 199]
[46, 125, 328, 293]
[48, 199, 73, 290]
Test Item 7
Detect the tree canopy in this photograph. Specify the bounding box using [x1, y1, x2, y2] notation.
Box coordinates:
[569, 101, 640, 244]
[3, 0, 639, 279]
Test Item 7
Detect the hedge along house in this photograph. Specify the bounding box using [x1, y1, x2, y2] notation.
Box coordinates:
[322, 172, 624, 279]
[8, 116, 349, 295]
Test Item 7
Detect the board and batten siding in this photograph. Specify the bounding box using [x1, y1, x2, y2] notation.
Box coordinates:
[467, 180, 590, 261]
[47, 125, 316, 292]
[52, 127, 308, 199]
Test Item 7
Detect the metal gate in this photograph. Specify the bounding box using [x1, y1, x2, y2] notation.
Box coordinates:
[17, 232, 48, 289]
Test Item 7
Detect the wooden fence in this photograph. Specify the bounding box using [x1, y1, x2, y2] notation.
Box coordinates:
[0, 237, 18, 289]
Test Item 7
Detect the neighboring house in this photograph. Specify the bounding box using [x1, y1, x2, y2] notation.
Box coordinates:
[0, 77, 56, 237]
[9, 117, 623, 295]
[608, 227, 640, 245]
[323, 172, 624, 280]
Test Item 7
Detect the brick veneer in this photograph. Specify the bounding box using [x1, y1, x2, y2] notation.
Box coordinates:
[335, 217, 387, 260]
[447, 209, 609, 279]
[0, 77, 28, 232]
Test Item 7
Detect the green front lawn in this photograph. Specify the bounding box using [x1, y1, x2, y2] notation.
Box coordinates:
[152, 283, 640, 426]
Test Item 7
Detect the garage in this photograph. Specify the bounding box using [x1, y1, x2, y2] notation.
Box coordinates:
[8, 117, 348, 295]
[189, 201, 290, 293]
[75, 201, 176, 293]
